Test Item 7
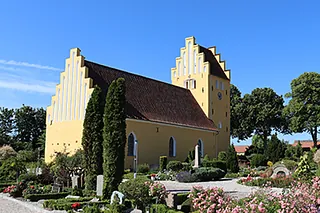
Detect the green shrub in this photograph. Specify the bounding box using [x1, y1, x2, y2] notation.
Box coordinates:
[250, 154, 267, 168]
[180, 198, 192, 213]
[18, 173, 38, 183]
[202, 160, 227, 172]
[83, 189, 96, 197]
[192, 167, 226, 181]
[167, 161, 183, 171]
[25, 192, 69, 202]
[167, 210, 184, 213]
[71, 186, 83, 196]
[43, 197, 95, 208]
[104, 203, 125, 213]
[159, 156, 167, 171]
[118, 177, 151, 210]
[218, 151, 227, 161]
[137, 163, 150, 174]
[83, 204, 101, 213]
[176, 193, 189, 205]
[150, 204, 168, 213]
[182, 162, 192, 171]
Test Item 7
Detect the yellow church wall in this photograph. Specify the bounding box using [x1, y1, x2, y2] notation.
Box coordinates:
[171, 36, 231, 153]
[125, 119, 218, 169]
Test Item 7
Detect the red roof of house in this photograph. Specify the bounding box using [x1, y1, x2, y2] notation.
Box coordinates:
[84, 60, 218, 131]
[234, 145, 249, 153]
[292, 140, 320, 148]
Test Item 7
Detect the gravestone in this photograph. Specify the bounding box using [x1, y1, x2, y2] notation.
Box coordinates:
[51, 183, 62, 193]
[96, 175, 104, 196]
[110, 191, 125, 204]
[194, 145, 199, 168]
[271, 164, 291, 178]
[71, 175, 79, 188]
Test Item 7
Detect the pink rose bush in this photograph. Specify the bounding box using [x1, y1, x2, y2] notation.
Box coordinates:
[189, 177, 320, 213]
[145, 181, 168, 203]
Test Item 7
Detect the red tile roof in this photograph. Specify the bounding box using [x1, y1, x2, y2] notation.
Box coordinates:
[84, 60, 218, 131]
[234, 145, 249, 153]
[292, 140, 320, 148]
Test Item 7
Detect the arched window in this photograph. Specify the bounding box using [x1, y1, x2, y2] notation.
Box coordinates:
[128, 133, 135, 156]
[197, 139, 204, 157]
[169, 137, 176, 157]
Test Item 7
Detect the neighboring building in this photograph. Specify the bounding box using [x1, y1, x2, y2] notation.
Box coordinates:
[234, 145, 249, 156]
[292, 140, 320, 151]
[45, 36, 231, 169]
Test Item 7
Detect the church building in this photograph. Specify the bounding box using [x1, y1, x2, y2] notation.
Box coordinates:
[45, 36, 231, 169]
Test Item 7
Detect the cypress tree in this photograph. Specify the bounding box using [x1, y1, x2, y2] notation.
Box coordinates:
[103, 78, 126, 199]
[82, 85, 104, 190]
[226, 144, 239, 173]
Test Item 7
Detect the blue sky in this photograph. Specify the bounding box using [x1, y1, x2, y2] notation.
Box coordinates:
[0, 0, 318, 144]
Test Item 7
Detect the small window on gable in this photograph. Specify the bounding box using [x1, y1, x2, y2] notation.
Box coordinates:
[226, 90, 228, 95]
[202, 87, 204, 93]
[226, 112, 228, 117]
[212, 86, 213, 91]
[216, 80, 219, 89]
[226, 126, 229, 132]
[192, 80, 196, 89]
[173, 71, 176, 78]
[220, 81, 223, 90]
[218, 122, 222, 129]
[212, 109, 214, 115]
[221, 82, 225, 90]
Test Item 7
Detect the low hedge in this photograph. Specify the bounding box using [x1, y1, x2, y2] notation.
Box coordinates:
[25, 192, 69, 202]
[44, 200, 109, 210]
[43, 197, 95, 208]
[167, 161, 183, 172]
[202, 160, 227, 172]
[0, 182, 16, 188]
[192, 167, 226, 181]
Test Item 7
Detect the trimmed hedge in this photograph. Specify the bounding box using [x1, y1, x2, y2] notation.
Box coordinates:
[167, 161, 183, 171]
[44, 200, 109, 211]
[159, 156, 168, 171]
[202, 160, 227, 172]
[25, 192, 69, 202]
[0, 182, 16, 188]
[43, 197, 95, 208]
[193, 167, 226, 181]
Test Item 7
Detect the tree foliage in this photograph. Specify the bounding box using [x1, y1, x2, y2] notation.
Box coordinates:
[103, 78, 127, 199]
[264, 134, 287, 163]
[226, 144, 239, 173]
[82, 85, 104, 190]
[0, 107, 14, 146]
[284, 72, 320, 148]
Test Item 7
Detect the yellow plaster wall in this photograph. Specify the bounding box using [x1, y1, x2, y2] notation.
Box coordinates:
[125, 119, 218, 169]
[171, 37, 231, 153]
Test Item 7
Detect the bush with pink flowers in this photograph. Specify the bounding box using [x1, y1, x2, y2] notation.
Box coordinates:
[188, 177, 320, 213]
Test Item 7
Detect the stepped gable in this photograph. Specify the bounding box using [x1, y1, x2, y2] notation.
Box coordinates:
[84, 60, 217, 131]
[199, 46, 229, 80]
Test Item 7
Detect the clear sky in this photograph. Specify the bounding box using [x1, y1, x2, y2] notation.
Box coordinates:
[0, 0, 319, 144]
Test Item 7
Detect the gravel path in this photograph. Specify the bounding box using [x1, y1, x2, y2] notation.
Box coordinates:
[0, 193, 66, 213]
[161, 178, 283, 199]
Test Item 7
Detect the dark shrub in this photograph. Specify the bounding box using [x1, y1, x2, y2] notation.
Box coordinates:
[150, 204, 168, 213]
[250, 154, 267, 168]
[137, 163, 150, 174]
[71, 186, 83, 196]
[159, 156, 167, 171]
[25, 192, 69, 202]
[180, 198, 191, 213]
[202, 160, 227, 172]
[182, 162, 192, 171]
[218, 151, 227, 161]
[192, 167, 226, 181]
[118, 177, 151, 210]
[176, 193, 189, 205]
[176, 171, 196, 183]
[167, 161, 183, 171]
[18, 173, 38, 183]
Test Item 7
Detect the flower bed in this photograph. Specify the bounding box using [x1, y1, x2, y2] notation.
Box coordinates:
[43, 200, 109, 211]
[238, 175, 295, 188]
[188, 177, 320, 212]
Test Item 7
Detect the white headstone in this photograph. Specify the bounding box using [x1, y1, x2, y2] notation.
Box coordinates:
[71, 175, 79, 188]
[96, 175, 104, 196]
[110, 191, 125, 204]
[194, 145, 199, 168]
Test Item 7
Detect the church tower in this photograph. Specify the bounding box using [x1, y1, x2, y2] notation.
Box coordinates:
[171, 36, 231, 152]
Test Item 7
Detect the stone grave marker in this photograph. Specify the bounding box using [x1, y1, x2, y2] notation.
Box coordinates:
[271, 164, 291, 178]
[96, 175, 104, 196]
[71, 175, 79, 188]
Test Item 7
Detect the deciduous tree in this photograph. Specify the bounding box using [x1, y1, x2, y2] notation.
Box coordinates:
[284, 72, 320, 148]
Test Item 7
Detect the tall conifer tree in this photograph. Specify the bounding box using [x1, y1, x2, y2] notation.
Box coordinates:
[226, 144, 239, 173]
[82, 85, 104, 190]
[103, 78, 126, 199]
